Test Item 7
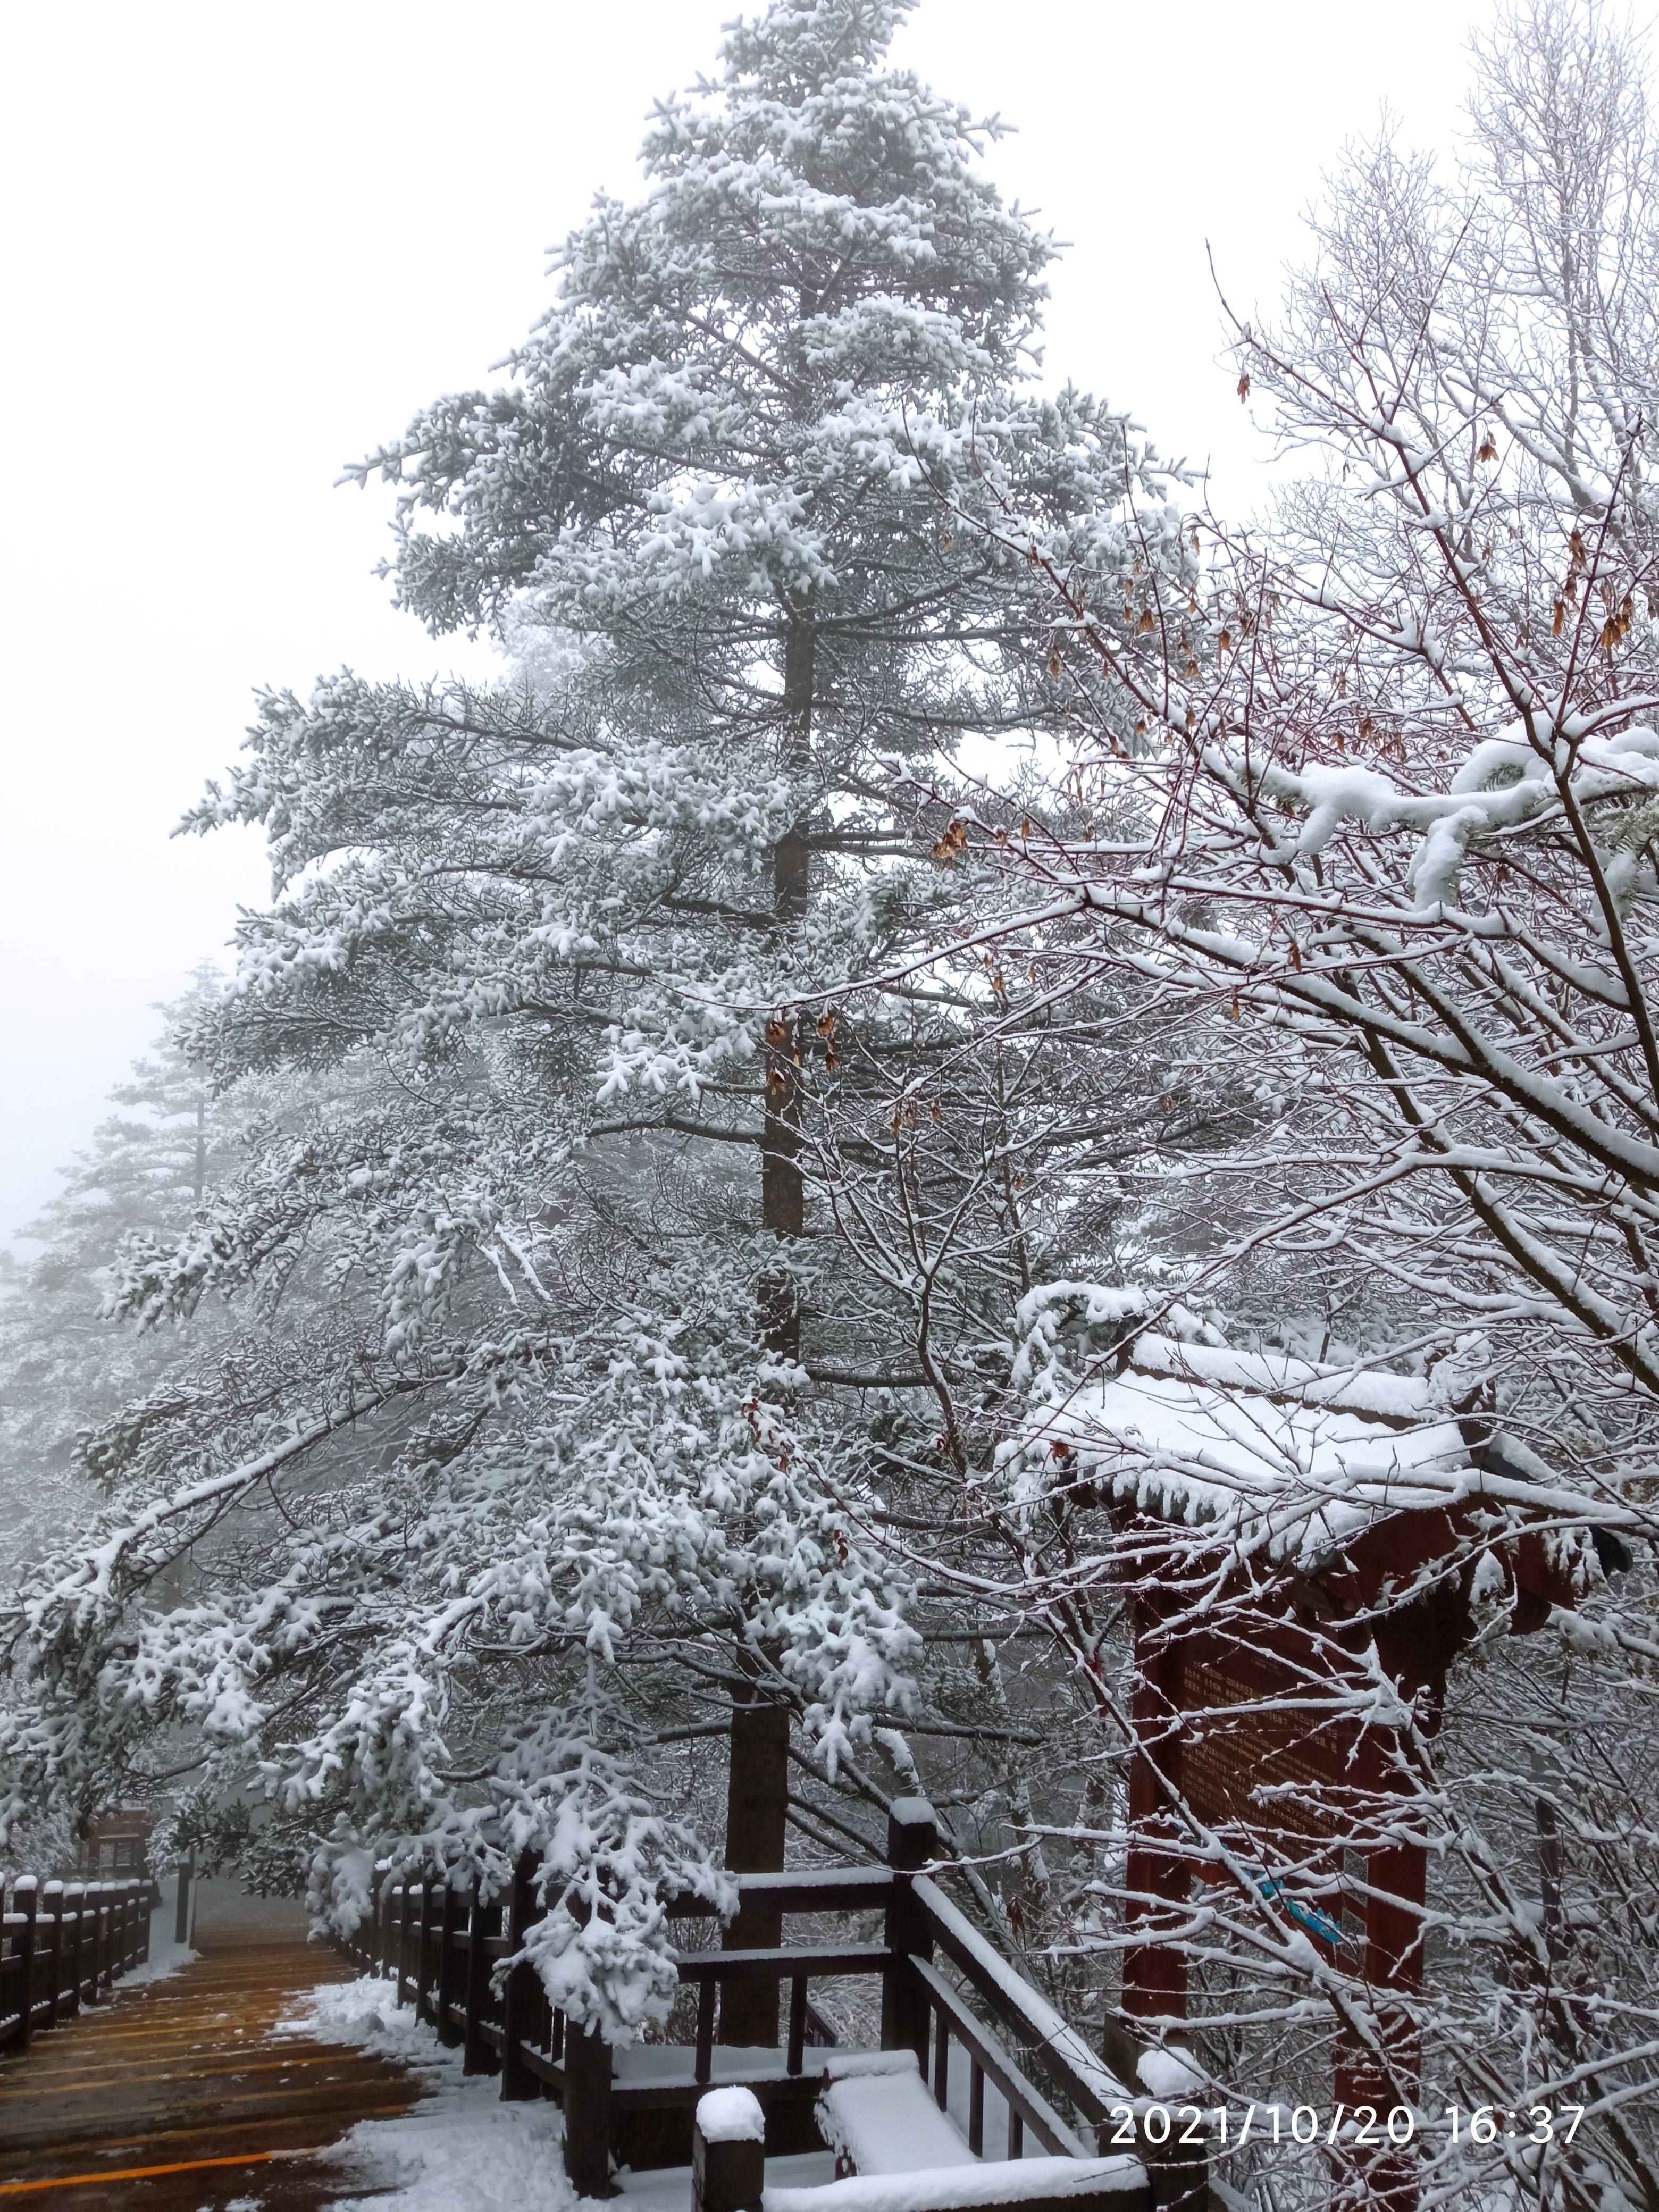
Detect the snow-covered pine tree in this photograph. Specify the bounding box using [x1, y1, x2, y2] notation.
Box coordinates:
[1, 0, 1176, 2040]
[340, 22, 1169, 2012]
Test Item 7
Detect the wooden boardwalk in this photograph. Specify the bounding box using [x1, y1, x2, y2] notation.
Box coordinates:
[0, 1907, 420, 2209]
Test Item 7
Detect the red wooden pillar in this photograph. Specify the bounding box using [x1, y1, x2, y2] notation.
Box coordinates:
[1333, 1728, 1425, 2212]
[1331, 1596, 1457, 2212]
[1122, 1618, 1189, 2024]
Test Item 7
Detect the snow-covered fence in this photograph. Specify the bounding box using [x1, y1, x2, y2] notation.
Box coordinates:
[333, 1801, 1174, 2209]
[1, 1876, 150, 2057]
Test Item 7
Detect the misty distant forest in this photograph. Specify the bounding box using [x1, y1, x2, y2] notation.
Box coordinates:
[3, 4, 1658, 2207]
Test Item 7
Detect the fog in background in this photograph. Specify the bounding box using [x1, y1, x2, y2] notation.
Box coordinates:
[1, 0, 1483, 1245]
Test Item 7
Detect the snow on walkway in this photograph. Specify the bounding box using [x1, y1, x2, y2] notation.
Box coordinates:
[0, 1912, 420, 2212]
[276, 1975, 575, 2212]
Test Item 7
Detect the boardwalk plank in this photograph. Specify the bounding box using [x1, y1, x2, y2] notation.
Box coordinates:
[0, 1916, 422, 2210]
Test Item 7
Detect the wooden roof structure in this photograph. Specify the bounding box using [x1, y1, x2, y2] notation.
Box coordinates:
[1008, 1303, 1643, 2205]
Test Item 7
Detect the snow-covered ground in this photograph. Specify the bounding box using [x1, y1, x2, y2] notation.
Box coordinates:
[270, 1975, 1091, 2212]
[116, 1923, 199, 1988]
[273, 1977, 843, 2212]
[275, 1975, 577, 2212]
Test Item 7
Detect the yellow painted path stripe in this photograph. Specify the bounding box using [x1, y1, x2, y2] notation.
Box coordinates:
[0, 2147, 321, 2196]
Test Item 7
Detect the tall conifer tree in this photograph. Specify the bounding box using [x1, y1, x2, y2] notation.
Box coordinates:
[2, 0, 1171, 2036]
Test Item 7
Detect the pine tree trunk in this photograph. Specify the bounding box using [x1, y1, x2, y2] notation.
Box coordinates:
[719, 1669, 792, 2045]
[757, 620, 812, 1359]
[720, 619, 815, 2046]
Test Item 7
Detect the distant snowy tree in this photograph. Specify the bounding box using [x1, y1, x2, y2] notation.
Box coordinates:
[0, 970, 242, 1562]
[0, 0, 1175, 2039]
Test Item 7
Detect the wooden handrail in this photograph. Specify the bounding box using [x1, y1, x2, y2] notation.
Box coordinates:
[1, 1876, 150, 2056]
[334, 1809, 1149, 2207]
[906, 1953, 1088, 2160]
[674, 1941, 892, 1983]
[680, 1867, 896, 1916]
[911, 1874, 1129, 2130]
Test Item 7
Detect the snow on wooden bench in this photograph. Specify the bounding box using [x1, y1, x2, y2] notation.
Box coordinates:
[763, 2160, 1152, 2212]
[793, 2055, 1151, 2212]
[817, 2057, 979, 2176]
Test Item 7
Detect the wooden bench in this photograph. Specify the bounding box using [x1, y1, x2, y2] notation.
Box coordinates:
[688, 2074, 1152, 2212]
[802, 2058, 1152, 2212]
[817, 2056, 979, 2177]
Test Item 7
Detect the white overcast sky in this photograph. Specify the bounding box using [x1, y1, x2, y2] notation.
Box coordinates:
[1, 0, 1488, 1244]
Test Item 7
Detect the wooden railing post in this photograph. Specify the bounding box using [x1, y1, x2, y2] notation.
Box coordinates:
[75, 1882, 91, 2006]
[41, 1883, 63, 2029]
[499, 1850, 540, 2101]
[693, 2085, 765, 2212]
[64, 1885, 81, 2014]
[138, 1874, 151, 1965]
[87, 1884, 106, 2002]
[73, 1884, 91, 2013]
[373, 1863, 390, 1978]
[462, 1874, 497, 2076]
[395, 1883, 413, 2007]
[436, 1879, 462, 2048]
[416, 1880, 436, 2026]
[882, 1796, 937, 2065]
[13, 1879, 38, 2050]
[563, 2021, 615, 2197]
[174, 1851, 194, 1948]
[61, 1887, 79, 2017]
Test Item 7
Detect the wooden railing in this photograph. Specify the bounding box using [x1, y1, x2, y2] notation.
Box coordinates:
[1, 1877, 152, 2056]
[335, 1799, 1189, 2203]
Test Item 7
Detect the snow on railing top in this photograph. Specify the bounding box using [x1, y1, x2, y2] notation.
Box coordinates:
[911, 1875, 1132, 2123]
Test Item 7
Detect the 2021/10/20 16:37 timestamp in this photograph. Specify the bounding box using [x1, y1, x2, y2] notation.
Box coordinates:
[1102, 2104, 1587, 2149]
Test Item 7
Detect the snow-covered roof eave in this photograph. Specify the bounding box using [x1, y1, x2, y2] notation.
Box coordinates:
[1011, 1330, 1631, 1582]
